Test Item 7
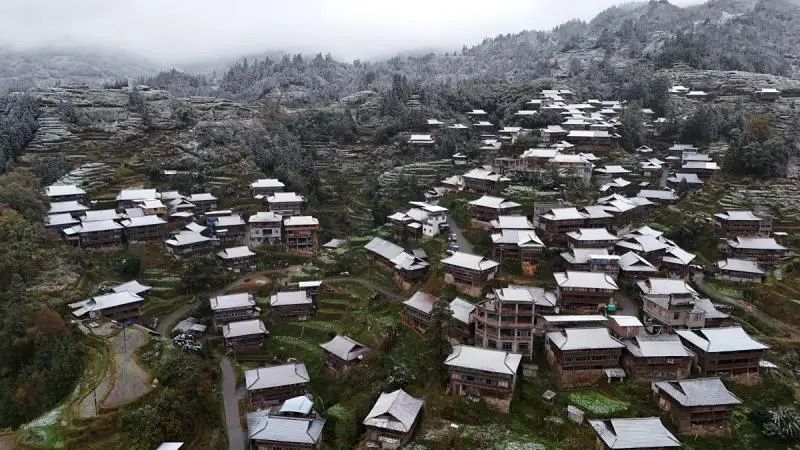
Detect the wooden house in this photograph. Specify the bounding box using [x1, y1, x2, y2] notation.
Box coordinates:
[462, 168, 510, 194]
[247, 212, 283, 247]
[270, 291, 314, 321]
[725, 237, 788, 267]
[250, 178, 285, 197]
[63, 220, 124, 248]
[589, 417, 681, 450]
[122, 215, 167, 243]
[653, 377, 742, 436]
[283, 216, 320, 254]
[364, 237, 429, 286]
[713, 211, 772, 237]
[70, 291, 144, 323]
[469, 195, 522, 223]
[246, 363, 310, 408]
[362, 389, 424, 450]
[566, 228, 619, 250]
[45, 184, 86, 203]
[210, 293, 258, 326]
[222, 319, 268, 350]
[676, 327, 768, 377]
[554, 271, 618, 314]
[164, 230, 212, 258]
[246, 398, 325, 450]
[711, 258, 765, 284]
[622, 335, 692, 382]
[213, 214, 247, 246]
[267, 192, 305, 216]
[216, 245, 256, 270]
[545, 327, 625, 387]
[445, 345, 522, 413]
[319, 335, 371, 372]
[441, 252, 500, 293]
[473, 286, 549, 359]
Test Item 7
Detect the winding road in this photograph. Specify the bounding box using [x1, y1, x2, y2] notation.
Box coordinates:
[220, 357, 245, 450]
[692, 273, 800, 341]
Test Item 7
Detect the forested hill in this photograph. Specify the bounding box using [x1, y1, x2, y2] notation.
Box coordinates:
[170, 0, 800, 106]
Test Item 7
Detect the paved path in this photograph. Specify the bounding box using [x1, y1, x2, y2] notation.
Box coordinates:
[220, 357, 245, 450]
[692, 273, 800, 341]
[323, 277, 405, 301]
[102, 327, 152, 408]
[448, 218, 474, 253]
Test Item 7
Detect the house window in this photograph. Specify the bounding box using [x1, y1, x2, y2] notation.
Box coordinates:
[488, 340, 497, 349]
[502, 342, 513, 351]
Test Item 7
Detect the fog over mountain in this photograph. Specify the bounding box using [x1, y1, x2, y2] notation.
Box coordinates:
[0, 0, 705, 64]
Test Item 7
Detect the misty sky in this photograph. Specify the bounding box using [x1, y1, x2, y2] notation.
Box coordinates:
[0, 0, 705, 64]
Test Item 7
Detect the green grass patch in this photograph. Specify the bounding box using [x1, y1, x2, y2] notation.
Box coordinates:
[568, 390, 630, 415]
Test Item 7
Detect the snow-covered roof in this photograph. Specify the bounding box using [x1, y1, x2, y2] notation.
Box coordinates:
[449, 298, 475, 324]
[589, 417, 681, 449]
[319, 335, 370, 361]
[217, 246, 256, 259]
[46, 213, 79, 227]
[165, 230, 211, 246]
[541, 207, 585, 221]
[403, 291, 437, 315]
[676, 327, 769, 353]
[441, 252, 499, 272]
[246, 363, 309, 391]
[547, 327, 625, 351]
[491, 230, 544, 248]
[71, 291, 143, 317]
[223, 319, 268, 338]
[636, 278, 696, 296]
[188, 193, 217, 202]
[727, 237, 787, 251]
[121, 215, 166, 228]
[566, 228, 618, 242]
[363, 389, 424, 433]
[116, 188, 158, 202]
[654, 378, 742, 407]
[247, 411, 324, 445]
[445, 345, 522, 375]
[618, 252, 657, 272]
[714, 210, 766, 222]
[554, 271, 618, 290]
[66, 219, 123, 234]
[491, 215, 533, 230]
[49, 200, 89, 214]
[210, 293, 255, 310]
[46, 184, 85, 197]
[249, 211, 283, 223]
[625, 335, 691, 358]
[250, 178, 285, 189]
[283, 216, 319, 227]
[716, 258, 764, 274]
[270, 291, 312, 307]
[112, 280, 152, 295]
[608, 315, 643, 328]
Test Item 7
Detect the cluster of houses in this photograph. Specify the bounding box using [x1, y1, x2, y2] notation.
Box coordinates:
[44, 178, 322, 268]
[351, 87, 794, 447]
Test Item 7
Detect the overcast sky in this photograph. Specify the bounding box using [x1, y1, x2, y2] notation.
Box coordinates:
[0, 0, 705, 64]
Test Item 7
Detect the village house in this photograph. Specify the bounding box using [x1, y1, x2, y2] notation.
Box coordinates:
[754, 87, 781, 101]
[637, 189, 679, 205]
[560, 248, 620, 277]
[270, 291, 315, 321]
[401, 291, 437, 335]
[216, 245, 256, 270]
[49, 200, 90, 218]
[622, 335, 693, 382]
[548, 153, 595, 185]
[246, 396, 325, 450]
[441, 252, 500, 295]
[283, 215, 320, 254]
[589, 417, 681, 450]
[546, 327, 625, 387]
[210, 293, 258, 326]
[164, 230, 213, 257]
[408, 133, 435, 146]
[599, 196, 654, 232]
[319, 335, 371, 372]
[121, 215, 167, 243]
[247, 211, 283, 247]
[661, 245, 697, 277]
[449, 298, 476, 344]
[617, 251, 658, 281]
[364, 237, 429, 286]
[490, 229, 545, 266]
[362, 389, 424, 450]
[667, 173, 704, 190]
[246, 363, 310, 408]
[537, 207, 588, 236]
[462, 168, 510, 194]
[70, 291, 145, 322]
[541, 125, 568, 143]
[469, 195, 522, 223]
[297, 280, 323, 301]
[616, 233, 670, 267]
[566, 228, 619, 250]
[112, 280, 152, 297]
[676, 327, 769, 378]
[445, 345, 522, 413]
[137, 199, 168, 217]
[267, 192, 305, 216]
[116, 188, 158, 209]
[711, 258, 765, 284]
[63, 219, 124, 248]
[82, 209, 122, 222]
[45, 184, 87, 203]
[187, 193, 218, 213]
[607, 315, 644, 339]
[554, 271, 619, 313]
[725, 237, 789, 267]
[680, 161, 720, 179]
[212, 214, 247, 246]
[389, 201, 449, 239]
[250, 178, 285, 197]
[46, 213, 80, 231]
[714, 211, 772, 237]
[654, 377, 742, 436]
[638, 278, 707, 330]
[565, 129, 618, 152]
[222, 318, 268, 350]
[473, 286, 552, 358]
